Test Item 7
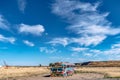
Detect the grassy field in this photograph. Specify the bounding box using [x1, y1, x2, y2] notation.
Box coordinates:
[75, 67, 120, 78]
[0, 67, 50, 80]
[0, 67, 120, 79]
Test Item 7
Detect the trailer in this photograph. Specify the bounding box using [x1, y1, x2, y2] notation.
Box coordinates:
[50, 62, 74, 77]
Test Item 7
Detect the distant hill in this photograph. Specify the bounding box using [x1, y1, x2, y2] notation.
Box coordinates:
[75, 61, 120, 67]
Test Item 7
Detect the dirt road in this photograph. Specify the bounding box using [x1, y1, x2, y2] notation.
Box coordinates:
[8, 73, 120, 80]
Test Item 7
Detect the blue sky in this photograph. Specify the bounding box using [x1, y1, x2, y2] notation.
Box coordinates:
[0, 0, 120, 66]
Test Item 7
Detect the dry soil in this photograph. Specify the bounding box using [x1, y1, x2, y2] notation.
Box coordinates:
[6, 73, 120, 80]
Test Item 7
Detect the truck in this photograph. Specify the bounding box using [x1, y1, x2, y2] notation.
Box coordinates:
[50, 62, 74, 77]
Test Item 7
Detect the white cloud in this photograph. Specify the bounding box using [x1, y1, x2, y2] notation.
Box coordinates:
[0, 34, 16, 44]
[69, 24, 120, 36]
[104, 43, 120, 55]
[40, 47, 57, 54]
[84, 53, 92, 57]
[48, 0, 120, 61]
[71, 47, 100, 58]
[18, 0, 26, 13]
[111, 43, 120, 49]
[0, 15, 9, 30]
[71, 35, 106, 46]
[47, 37, 69, 47]
[100, 43, 120, 60]
[23, 40, 34, 47]
[19, 24, 45, 36]
[51, 0, 120, 46]
[71, 47, 88, 52]
[104, 48, 120, 55]
[89, 49, 102, 54]
[48, 35, 106, 47]
[52, 0, 99, 18]
[71, 42, 120, 60]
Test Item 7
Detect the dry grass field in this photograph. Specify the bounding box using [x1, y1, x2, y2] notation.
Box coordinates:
[75, 67, 120, 78]
[0, 67, 50, 80]
[0, 67, 120, 80]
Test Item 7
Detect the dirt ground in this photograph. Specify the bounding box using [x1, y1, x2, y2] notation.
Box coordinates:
[6, 73, 120, 80]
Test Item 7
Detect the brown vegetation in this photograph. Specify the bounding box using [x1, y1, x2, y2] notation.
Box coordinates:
[87, 61, 120, 67]
[76, 61, 120, 67]
[0, 67, 49, 80]
[75, 67, 120, 78]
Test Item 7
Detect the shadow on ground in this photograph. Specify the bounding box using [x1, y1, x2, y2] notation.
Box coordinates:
[43, 75, 50, 77]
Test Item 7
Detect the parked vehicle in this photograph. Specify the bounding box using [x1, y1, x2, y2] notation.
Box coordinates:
[50, 62, 74, 77]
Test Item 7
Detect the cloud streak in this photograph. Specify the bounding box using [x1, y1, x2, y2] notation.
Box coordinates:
[0, 15, 9, 30]
[51, 0, 120, 46]
[23, 40, 34, 47]
[47, 37, 69, 47]
[71, 47, 88, 52]
[18, 0, 26, 13]
[0, 34, 16, 44]
[70, 42, 120, 61]
[19, 24, 45, 36]
[40, 47, 57, 54]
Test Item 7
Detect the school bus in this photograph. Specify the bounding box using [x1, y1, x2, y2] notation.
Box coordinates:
[50, 62, 74, 77]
